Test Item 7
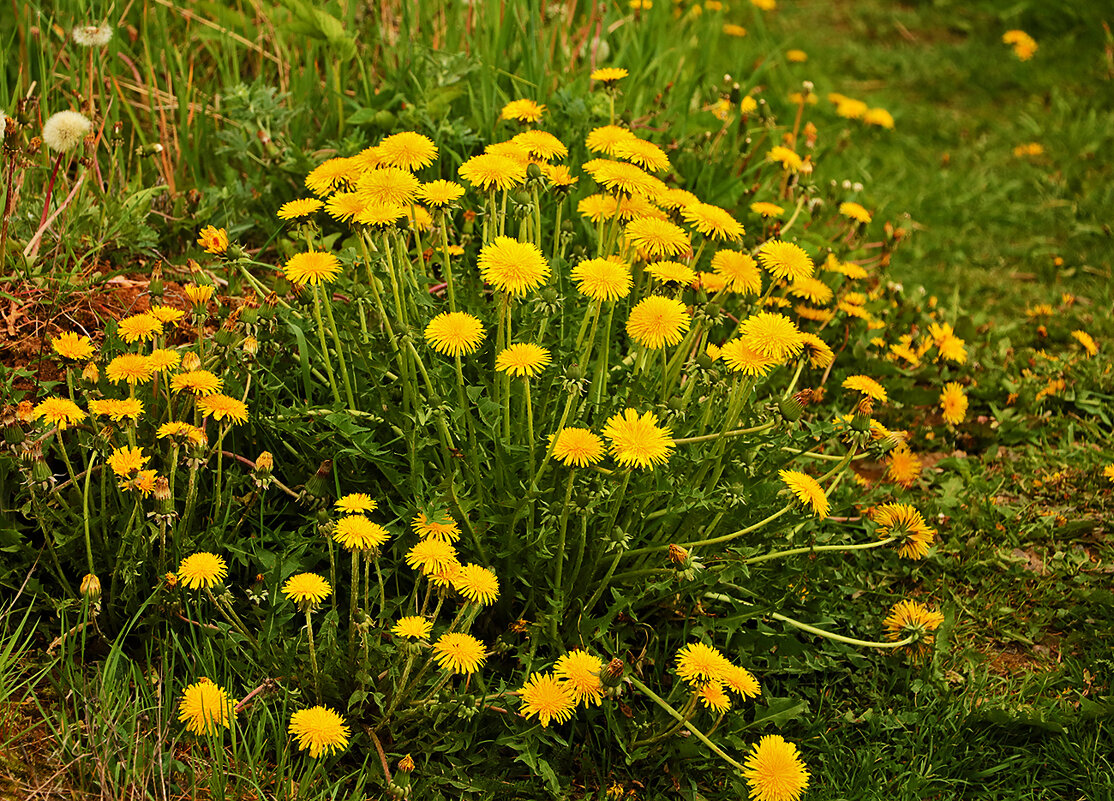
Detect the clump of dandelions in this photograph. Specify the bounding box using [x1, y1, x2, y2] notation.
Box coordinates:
[71, 24, 114, 47]
[42, 111, 92, 152]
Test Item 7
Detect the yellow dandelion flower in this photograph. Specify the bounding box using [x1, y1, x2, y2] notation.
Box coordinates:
[289, 706, 350, 758]
[541, 163, 578, 188]
[406, 538, 459, 576]
[939, 382, 968, 425]
[757, 240, 814, 282]
[108, 445, 149, 477]
[377, 131, 438, 170]
[550, 428, 606, 467]
[432, 632, 487, 674]
[612, 138, 670, 172]
[839, 201, 872, 224]
[572, 257, 633, 301]
[336, 493, 377, 514]
[767, 146, 802, 172]
[479, 236, 551, 296]
[681, 202, 745, 242]
[305, 157, 359, 196]
[842, 374, 888, 402]
[355, 202, 406, 228]
[626, 296, 691, 349]
[586, 125, 638, 156]
[196, 394, 248, 424]
[884, 599, 945, 656]
[723, 23, 748, 37]
[602, 408, 674, 470]
[589, 160, 662, 197]
[886, 444, 922, 488]
[697, 681, 731, 713]
[500, 98, 545, 123]
[591, 67, 629, 83]
[496, 343, 552, 378]
[177, 552, 228, 590]
[787, 278, 833, 307]
[424, 312, 486, 357]
[722, 664, 761, 698]
[750, 201, 785, 218]
[1070, 330, 1098, 357]
[197, 225, 228, 255]
[624, 216, 691, 259]
[675, 642, 730, 685]
[720, 339, 780, 377]
[282, 573, 331, 607]
[646, 260, 697, 287]
[156, 421, 207, 446]
[786, 49, 808, 62]
[798, 333, 835, 368]
[277, 198, 324, 220]
[1003, 29, 1038, 60]
[452, 564, 500, 606]
[117, 313, 163, 344]
[863, 107, 895, 129]
[283, 251, 342, 286]
[511, 130, 568, 161]
[577, 193, 619, 223]
[171, 370, 223, 396]
[51, 332, 95, 361]
[87, 398, 144, 422]
[519, 672, 576, 727]
[183, 284, 214, 307]
[333, 515, 389, 551]
[835, 97, 869, 119]
[778, 469, 829, 518]
[324, 192, 367, 222]
[392, 616, 433, 640]
[740, 312, 805, 361]
[485, 139, 533, 165]
[743, 735, 810, 801]
[554, 649, 604, 707]
[412, 510, 460, 542]
[178, 678, 235, 736]
[872, 503, 935, 560]
[32, 397, 87, 430]
[712, 250, 762, 295]
[418, 180, 465, 208]
[354, 167, 421, 206]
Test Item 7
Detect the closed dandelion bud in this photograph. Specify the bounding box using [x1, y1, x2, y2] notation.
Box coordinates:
[240, 305, 259, 324]
[565, 363, 584, 381]
[80, 573, 101, 601]
[373, 109, 396, 130]
[668, 544, 690, 565]
[779, 394, 805, 422]
[137, 142, 164, 157]
[850, 410, 872, 432]
[541, 287, 559, 304]
[255, 451, 273, 474]
[153, 475, 172, 506]
[165, 572, 179, 588]
[181, 352, 202, 371]
[149, 268, 164, 298]
[82, 361, 100, 383]
[305, 460, 333, 499]
[696, 352, 714, 370]
[214, 327, 235, 347]
[667, 396, 683, 412]
[526, 162, 543, 181]
[31, 452, 53, 487]
[398, 754, 415, 773]
[601, 657, 625, 688]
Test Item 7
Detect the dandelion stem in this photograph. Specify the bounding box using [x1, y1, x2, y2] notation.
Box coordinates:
[769, 611, 917, 649]
[671, 421, 777, 445]
[310, 283, 342, 406]
[305, 608, 322, 704]
[81, 452, 98, 577]
[549, 469, 576, 642]
[321, 290, 358, 410]
[348, 549, 360, 667]
[625, 504, 793, 558]
[744, 537, 896, 565]
[629, 677, 747, 772]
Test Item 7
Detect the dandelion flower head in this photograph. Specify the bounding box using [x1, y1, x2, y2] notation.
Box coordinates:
[519, 672, 576, 727]
[377, 131, 438, 170]
[479, 237, 551, 296]
[626, 295, 691, 349]
[392, 616, 433, 640]
[743, 735, 810, 801]
[452, 564, 500, 606]
[424, 312, 486, 357]
[283, 251, 341, 286]
[42, 110, 92, 151]
[432, 632, 487, 674]
[496, 343, 552, 378]
[178, 678, 235, 736]
[177, 552, 228, 590]
[602, 409, 675, 470]
[757, 240, 814, 282]
[282, 573, 332, 607]
[778, 469, 830, 518]
[572, 257, 633, 302]
[333, 515, 390, 551]
[554, 649, 604, 707]
[32, 397, 87, 430]
[52, 332, 95, 361]
[550, 428, 606, 468]
[289, 706, 350, 758]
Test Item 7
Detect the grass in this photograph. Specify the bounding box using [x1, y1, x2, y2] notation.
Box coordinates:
[1, 0, 1112, 798]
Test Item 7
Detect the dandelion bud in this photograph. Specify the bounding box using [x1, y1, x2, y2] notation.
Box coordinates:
[850, 409, 872, 432]
[80, 573, 102, 600]
[153, 475, 172, 508]
[779, 393, 805, 422]
[305, 460, 333, 499]
[526, 162, 543, 181]
[213, 327, 235, 347]
[398, 754, 415, 773]
[181, 352, 202, 371]
[601, 657, 625, 688]
[255, 451, 273, 475]
[802, 80, 814, 93]
[42, 110, 92, 152]
[240, 305, 259, 324]
[31, 451, 54, 488]
[668, 544, 690, 565]
[16, 401, 34, 423]
[184, 283, 214, 308]
[164, 572, 179, 588]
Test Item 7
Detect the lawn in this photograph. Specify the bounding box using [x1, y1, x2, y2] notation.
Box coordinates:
[1, 1, 1111, 799]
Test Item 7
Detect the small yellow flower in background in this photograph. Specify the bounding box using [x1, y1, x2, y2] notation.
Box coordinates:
[196, 393, 249, 425]
[392, 616, 433, 640]
[496, 343, 552, 378]
[183, 284, 214, 307]
[591, 67, 629, 84]
[452, 564, 500, 605]
[603, 408, 675, 470]
[51, 332, 95, 361]
[779, 469, 830, 518]
[886, 443, 922, 487]
[108, 445, 149, 477]
[743, 734, 810, 801]
[87, 398, 144, 422]
[839, 201, 872, 224]
[336, 493, 377, 514]
[177, 552, 228, 590]
[1013, 142, 1044, 158]
[178, 678, 236, 735]
[842, 374, 888, 403]
[766, 145, 802, 172]
[750, 0, 776, 9]
[412, 510, 461, 542]
[500, 98, 545, 123]
[863, 107, 895, 129]
[171, 370, 223, 396]
[722, 23, 747, 37]
[283, 251, 341, 286]
[418, 179, 465, 207]
[750, 201, 785, 219]
[377, 131, 438, 171]
[835, 97, 869, 119]
[554, 649, 604, 707]
[1070, 330, 1098, 357]
[478, 236, 552, 297]
[32, 397, 87, 430]
[698, 681, 731, 713]
[406, 538, 459, 575]
[872, 503, 935, 559]
[432, 632, 487, 674]
[197, 225, 228, 255]
[586, 124, 638, 156]
[1103, 465, 1114, 483]
[277, 198, 324, 220]
[740, 312, 805, 361]
[282, 573, 332, 608]
[1002, 29, 1037, 60]
[757, 240, 814, 282]
[572, 257, 633, 302]
[550, 428, 606, 468]
[519, 672, 576, 727]
[626, 296, 691, 349]
[884, 599, 945, 656]
[675, 642, 729, 685]
[939, 382, 968, 425]
[333, 515, 389, 551]
[424, 312, 486, 357]
[289, 706, 350, 758]
[786, 49, 808, 62]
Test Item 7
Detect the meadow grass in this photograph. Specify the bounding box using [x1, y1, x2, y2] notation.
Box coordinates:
[1, 0, 1112, 799]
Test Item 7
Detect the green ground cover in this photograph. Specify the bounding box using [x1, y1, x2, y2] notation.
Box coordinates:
[1, 0, 1111, 799]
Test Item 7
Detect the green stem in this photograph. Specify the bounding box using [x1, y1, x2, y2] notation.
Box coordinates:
[744, 537, 896, 565]
[322, 290, 357, 410]
[311, 283, 342, 406]
[769, 611, 917, 649]
[305, 609, 322, 703]
[624, 504, 793, 559]
[82, 452, 98, 576]
[672, 421, 777, 445]
[628, 677, 747, 773]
